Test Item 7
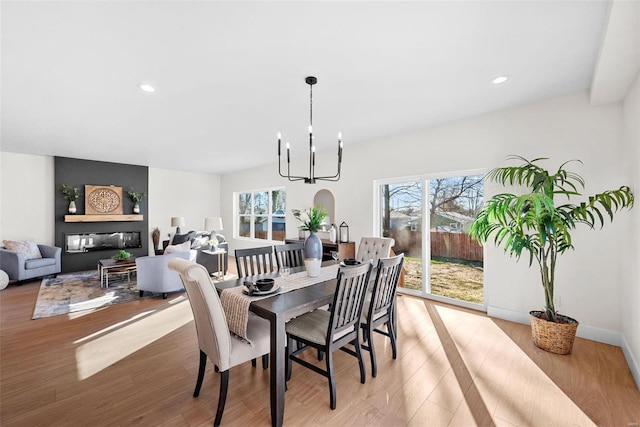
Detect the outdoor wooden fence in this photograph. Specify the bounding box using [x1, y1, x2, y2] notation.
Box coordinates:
[388, 230, 484, 262]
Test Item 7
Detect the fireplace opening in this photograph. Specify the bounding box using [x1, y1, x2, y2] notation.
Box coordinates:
[65, 231, 142, 254]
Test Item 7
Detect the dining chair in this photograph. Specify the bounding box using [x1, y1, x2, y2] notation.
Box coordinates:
[274, 242, 305, 269]
[285, 262, 372, 410]
[355, 237, 394, 265]
[168, 258, 270, 427]
[235, 246, 276, 278]
[360, 253, 404, 377]
[234, 245, 274, 369]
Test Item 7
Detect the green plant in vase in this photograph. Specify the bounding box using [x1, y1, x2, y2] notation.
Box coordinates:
[127, 187, 146, 214]
[61, 184, 81, 214]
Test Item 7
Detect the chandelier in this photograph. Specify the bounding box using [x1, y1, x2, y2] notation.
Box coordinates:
[277, 76, 343, 184]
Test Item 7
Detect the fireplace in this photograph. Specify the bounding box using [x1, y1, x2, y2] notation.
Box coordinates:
[65, 231, 142, 254]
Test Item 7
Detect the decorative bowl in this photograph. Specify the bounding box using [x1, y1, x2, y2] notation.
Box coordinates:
[255, 278, 275, 291]
[343, 258, 359, 266]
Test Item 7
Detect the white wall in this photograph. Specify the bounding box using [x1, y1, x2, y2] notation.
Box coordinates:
[148, 168, 221, 253]
[622, 72, 640, 386]
[0, 153, 55, 244]
[0, 155, 221, 255]
[222, 90, 634, 344]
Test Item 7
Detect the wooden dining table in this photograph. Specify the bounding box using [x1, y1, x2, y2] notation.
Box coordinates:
[215, 265, 338, 427]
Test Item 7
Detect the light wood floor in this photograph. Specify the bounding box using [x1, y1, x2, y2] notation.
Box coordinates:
[1, 266, 639, 426]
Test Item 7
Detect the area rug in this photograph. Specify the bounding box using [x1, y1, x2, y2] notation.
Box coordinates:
[32, 271, 142, 319]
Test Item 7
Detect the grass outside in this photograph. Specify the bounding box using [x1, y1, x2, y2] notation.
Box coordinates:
[401, 256, 484, 304]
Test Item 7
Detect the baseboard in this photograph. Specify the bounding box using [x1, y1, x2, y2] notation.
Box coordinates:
[621, 335, 640, 390]
[487, 305, 623, 345]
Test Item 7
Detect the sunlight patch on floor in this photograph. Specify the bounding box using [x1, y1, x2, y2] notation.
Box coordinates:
[75, 300, 193, 380]
[429, 303, 596, 426]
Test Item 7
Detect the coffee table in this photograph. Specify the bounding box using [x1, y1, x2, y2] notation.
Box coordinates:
[97, 258, 136, 288]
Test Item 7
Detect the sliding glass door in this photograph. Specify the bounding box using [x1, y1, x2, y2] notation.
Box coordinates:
[376, 171, 485, 309]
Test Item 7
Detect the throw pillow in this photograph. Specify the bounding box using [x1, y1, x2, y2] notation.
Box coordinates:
[3, 240, 43, 259]
[171, 231, 194, 245]
[164, 241, 191, 254]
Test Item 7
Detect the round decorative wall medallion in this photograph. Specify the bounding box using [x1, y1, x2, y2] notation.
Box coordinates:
[88, 187, 121, 213]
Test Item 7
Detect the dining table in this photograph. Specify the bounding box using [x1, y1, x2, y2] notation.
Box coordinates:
[214, 263, 340, 427]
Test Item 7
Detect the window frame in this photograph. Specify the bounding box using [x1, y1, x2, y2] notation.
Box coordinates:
[235, 186, 286, 242]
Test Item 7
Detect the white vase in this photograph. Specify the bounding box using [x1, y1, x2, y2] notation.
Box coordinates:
[133, 203, 140, 214]
[304, 258, 321, 278]
[68, 200, 77, 214]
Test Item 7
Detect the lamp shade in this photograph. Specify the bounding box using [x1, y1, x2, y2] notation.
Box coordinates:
[171, 217, 186, 228]
[204, 216, 223, 232]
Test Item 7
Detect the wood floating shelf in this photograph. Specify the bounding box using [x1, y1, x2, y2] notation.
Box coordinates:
[64, 214, 144, 223]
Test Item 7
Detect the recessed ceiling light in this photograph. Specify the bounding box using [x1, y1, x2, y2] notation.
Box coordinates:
[138, 83, 156, 93]
[492, 75, 510, 85]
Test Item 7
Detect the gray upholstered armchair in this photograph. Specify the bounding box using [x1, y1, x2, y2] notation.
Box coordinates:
[136, 250, 196, 299]
[0, 244, 61, 282]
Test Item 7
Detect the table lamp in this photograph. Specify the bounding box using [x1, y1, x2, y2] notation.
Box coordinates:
[204, 216, 223, 236]
[171, 216, 186, 234]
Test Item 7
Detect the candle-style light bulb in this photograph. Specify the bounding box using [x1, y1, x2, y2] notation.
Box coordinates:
[277, 132, 282, 155]
[308, 125, 313, 134]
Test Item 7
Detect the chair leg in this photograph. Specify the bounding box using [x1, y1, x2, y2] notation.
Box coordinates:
[214, 370, 229, 427]
[162, 292, 168, 299]
[354, 337, 366, 384]
[262, 354, 269, 370]
[193, 350, 207, 397]
[367, 325, 378, 378]
[387, 320, 397, 359]
[139, 290, 144, 297]
[317, 349, 324, 361]
[251, 358, 257, 367]
[326, 350, 337, 410]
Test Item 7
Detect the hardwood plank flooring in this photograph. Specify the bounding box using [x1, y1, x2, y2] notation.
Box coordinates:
[2, 264, 639, 426]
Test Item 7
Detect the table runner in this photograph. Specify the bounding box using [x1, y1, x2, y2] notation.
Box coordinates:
[220, 264, 340, 342]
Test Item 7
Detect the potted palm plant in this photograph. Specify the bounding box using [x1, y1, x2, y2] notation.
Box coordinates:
[469, 155, 634, 354]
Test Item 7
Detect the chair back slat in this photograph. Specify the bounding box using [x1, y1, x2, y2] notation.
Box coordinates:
[370, 254, 404, 319]
[328, 263, 372, 341]
[235, 246, 275, 278]
[274, 242, 305, 269]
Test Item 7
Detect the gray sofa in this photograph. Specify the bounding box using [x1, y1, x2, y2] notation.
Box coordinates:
[165, 231, 229, 277]
[0, 244, 62, 282]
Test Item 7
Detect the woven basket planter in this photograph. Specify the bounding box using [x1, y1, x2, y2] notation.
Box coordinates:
[529, 311, 579, 355]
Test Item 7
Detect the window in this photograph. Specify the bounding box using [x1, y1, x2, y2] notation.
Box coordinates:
[236, 187, 286, 241]
[376, 171, 485, 309]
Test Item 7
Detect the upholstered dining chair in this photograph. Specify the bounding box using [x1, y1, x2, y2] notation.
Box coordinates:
[360, 253, 404, 377]
[235, 246, 276, 278]
[274, 242, 305, 269]
[285, 262, 372, 410]
[168, 258, 270, 427]
[355, 237, 395, 265]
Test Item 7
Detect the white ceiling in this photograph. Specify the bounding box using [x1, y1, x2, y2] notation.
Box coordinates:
[0, 1, 624, 175]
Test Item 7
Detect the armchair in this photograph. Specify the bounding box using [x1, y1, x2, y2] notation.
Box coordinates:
[0, 244, 61, 282]
[136, 250, 196, 299]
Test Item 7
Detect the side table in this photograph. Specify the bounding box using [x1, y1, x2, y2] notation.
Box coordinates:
[201, 248, 227, 281]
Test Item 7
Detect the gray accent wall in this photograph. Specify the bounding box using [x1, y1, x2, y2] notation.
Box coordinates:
[54, 157, 149, 272]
